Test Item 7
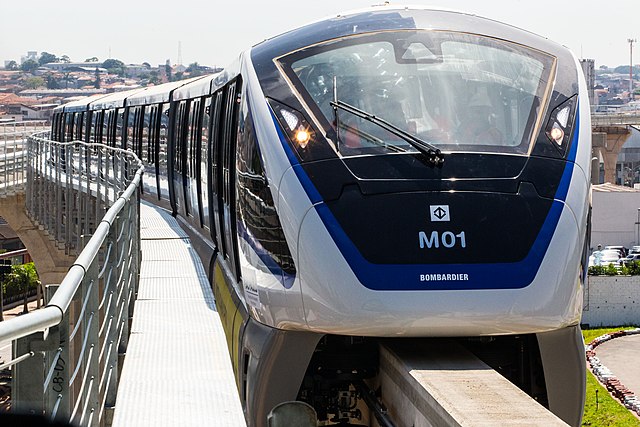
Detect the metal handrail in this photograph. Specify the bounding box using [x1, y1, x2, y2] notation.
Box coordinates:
[0, 130, 143, 426]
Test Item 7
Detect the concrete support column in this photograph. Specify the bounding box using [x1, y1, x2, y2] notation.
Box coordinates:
[593, 126, 632, 184]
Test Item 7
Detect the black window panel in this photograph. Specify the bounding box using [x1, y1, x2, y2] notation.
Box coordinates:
[237, 109, 296, 276]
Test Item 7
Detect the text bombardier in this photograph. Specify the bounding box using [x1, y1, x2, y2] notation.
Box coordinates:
[420, 273, 469, 282]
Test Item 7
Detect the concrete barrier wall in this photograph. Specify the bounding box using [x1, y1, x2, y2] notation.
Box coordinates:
[582, 276, 640, 327]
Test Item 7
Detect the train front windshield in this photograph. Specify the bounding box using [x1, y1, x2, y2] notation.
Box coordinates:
[279, 31, 555, 156]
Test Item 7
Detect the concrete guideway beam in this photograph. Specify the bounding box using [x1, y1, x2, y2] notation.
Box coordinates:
[379, 340, 569, 426]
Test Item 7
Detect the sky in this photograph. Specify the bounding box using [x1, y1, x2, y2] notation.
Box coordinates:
[1, 1, 638, 69]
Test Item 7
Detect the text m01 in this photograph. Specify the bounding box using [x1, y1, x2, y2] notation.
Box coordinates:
[418, 231, 466, 249]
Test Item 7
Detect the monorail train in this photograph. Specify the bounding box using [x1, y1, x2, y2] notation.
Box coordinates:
[52, 5, 590, 426]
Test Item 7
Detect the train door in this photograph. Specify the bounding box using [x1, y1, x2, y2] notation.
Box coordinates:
[144, 104, 160, 199]
[221, 78, 242, 281]
[75, 112, 84, 141]
[64, 113, 74, 142]
[211, 90, 224, 251]
[159, 103, 171, 202]
[200, 96, 212, 232]
[173, 100, 190, 217]
[187, 98, 204, 226]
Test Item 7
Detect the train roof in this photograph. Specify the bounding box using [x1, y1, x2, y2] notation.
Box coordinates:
[251, 6, 568, 67]
[89, 87, 147, 111]
[172, 73, 219, 101]
[57, 93, 110, 113]
[126, 76, 208, 106]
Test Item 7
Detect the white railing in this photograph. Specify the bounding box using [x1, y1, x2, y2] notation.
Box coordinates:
[0, 121, 48, 195]
[0, 131, 144, 426]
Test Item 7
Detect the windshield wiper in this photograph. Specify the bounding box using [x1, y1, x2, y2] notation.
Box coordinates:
[330, 99, 445, 166]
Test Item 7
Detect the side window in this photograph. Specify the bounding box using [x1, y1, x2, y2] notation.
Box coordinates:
[237, 108, 296, 278]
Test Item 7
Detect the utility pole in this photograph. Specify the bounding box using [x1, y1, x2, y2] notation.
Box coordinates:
[629, 38, 637, 100]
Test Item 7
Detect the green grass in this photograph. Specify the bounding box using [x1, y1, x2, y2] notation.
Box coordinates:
[582, 327, 640, 426]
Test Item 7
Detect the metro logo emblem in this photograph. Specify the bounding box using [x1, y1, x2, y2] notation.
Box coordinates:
[430, 205, 450, 222]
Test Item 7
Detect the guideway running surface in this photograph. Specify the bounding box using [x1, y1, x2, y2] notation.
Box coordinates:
[112, 202, 245, 426]
[380, 340, 569, 426]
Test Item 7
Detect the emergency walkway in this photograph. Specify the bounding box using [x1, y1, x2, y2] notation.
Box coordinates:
[0, 126, 244, 426]
[111, 202, 244, 426]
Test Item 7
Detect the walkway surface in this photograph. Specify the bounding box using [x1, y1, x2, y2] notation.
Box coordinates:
[595, 334, 640, 397]
[111, 201, 245, 426]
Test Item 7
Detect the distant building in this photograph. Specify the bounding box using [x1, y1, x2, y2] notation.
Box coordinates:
[18, 88, 106, 99]
[125, 64, 152, 78]
[19, 103, 58, 121]
[20, 51, 38, 64]
[41, 62, 107, 73]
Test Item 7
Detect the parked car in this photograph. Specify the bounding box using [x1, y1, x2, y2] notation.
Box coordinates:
[605, 245, 628, 257]
[630, 246, 640, 255]
[596, 249, 622, 267]
[619, 254, 640, 266]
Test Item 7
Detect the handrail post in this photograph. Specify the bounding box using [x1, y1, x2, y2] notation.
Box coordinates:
[12, 333, 45, 415]
[81, 263, 100, 427]
[103, 220, 120, 426]
[44, 284, 71, 422]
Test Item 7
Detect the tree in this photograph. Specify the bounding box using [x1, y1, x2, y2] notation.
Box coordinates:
[614, 65, 640, 76]
[85, 57, 99, 62]
[5, 60, 18, 71]
[186, 62, 203, 77]
[46, 74, 60, 89]
[20, 59, 39, 73]
[102, 58, 125, 76]
[24, 76, 45, 89]
[148, 70, 160, 85]
[174, 71, 184, 81]
[6, 263, 40, 314]
[39, 51, 58, 66]
[60, 55, 71, 63]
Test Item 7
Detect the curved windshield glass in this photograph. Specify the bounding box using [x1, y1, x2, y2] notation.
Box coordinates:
[279, 31, 555, 156]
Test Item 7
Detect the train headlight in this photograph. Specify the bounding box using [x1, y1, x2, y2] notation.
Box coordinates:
[294, 129, 311, 147]
[545, 95, 577, 155]
[267, 98, 315, 150]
